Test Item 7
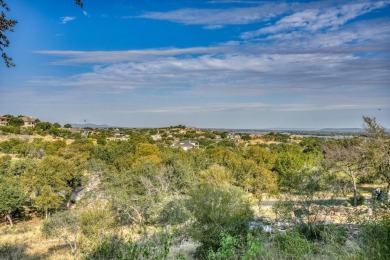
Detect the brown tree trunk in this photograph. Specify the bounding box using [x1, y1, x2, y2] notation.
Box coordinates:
[6, 213, 13, 227]
[351, 174, 358, 207]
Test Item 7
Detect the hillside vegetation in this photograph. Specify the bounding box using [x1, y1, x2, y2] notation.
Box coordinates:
[0, 116, 389, 259]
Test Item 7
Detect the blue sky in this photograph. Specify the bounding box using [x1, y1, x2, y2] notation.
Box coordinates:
[0, 0, 389, 128]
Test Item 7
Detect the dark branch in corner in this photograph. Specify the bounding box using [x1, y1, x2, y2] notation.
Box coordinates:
[0, 0, 83, 68]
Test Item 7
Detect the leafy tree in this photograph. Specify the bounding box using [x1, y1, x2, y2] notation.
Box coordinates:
[361, 117, 390, 201]
[7, 116, 24, 127]
[64, 123, 72, 128]
[0, 176, 26, 226]
[52, 123, 61, 128]
[323, 140, 362, 206]
[274, 144, 306, 190]
[35, 121, 52, 131]
[22, 156, 75, 218]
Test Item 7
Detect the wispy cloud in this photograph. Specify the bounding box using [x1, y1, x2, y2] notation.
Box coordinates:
[60, 16, 76, 24]
[34, 46, 227, 64]
[30, 0, 389, 125]
[83, 10, 88, 16]
[241, 1, 390, 38]
[131, 4, 288, 26]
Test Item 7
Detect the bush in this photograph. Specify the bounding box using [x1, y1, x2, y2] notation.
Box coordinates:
[147, 197, 191, 226]
[83, 234, 171, 260]
[207, 233, 264, 260]
[80, 207, 115, 238]
[274, 231, 312, 259]
[0, 243, 25, 260]
[360, 217, 390, 259]
[186, 184, 254, 256]
[297, 223, 348, 243]
[42, 211, 80, 254]
[348, 193, 365, 206]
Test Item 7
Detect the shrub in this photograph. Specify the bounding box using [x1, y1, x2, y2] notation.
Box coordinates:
[207, 233, 264, 260]
[83, 233, 171, 260]
[359, 217, 390, 259]
[42, 211, 80, 254]
[80, 207, 115, 239]
[297, 223, 348, 243]
[186, 184, 254, 256]
[147, 197, 191, 226]
[348, 193, 365, 206]
[274, 231, 312, 259]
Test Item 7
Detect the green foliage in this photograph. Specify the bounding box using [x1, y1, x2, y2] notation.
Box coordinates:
[207, 234, 239, 260]
[359, 217, 390, 259]
[186, 184, 254, 254]
[148, 197, 191, 226]
[273, 144, 306, 190]
[297, 223, 348, 243]
[0, 176, 26, 225]
[8, 117, 24, 127]
[0, 243, 25, 260]
[207, 233, 264, 260]
[0, 138, 24, 153]
[274, 231, 312, 259]
[79, 206, 115, 238]
[22, 156, 75, 217]
[35, 121, 52, 131]
[263, 132, 290, 142]
[64, 123, 72, 128]
[83, 233, 171, 260]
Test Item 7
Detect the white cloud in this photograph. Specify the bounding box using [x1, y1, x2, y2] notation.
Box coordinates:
[132, 4, 288, 26]
[83, 10, 88, 16]
[60, 16, 76, 24]
[241, 1, 390, 39]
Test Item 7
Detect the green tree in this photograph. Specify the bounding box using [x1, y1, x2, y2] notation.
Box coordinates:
[35, 121, 52, 131]
[274, 144, 306, 190]
[0, 177, 26, 226]
[22, 156, 74, 218]
[7, 116, 24, 127]
[64, 123, 72, 128]
[361, 117, 390, 201]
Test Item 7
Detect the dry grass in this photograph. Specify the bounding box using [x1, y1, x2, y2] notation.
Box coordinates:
[0, 220, 73, 260]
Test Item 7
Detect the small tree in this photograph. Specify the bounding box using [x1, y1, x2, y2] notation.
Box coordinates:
[42, 211, 80, 254]
[323, 140, 362, 206]
[0, 177, 26, 226]
[361, 117, 390, 201]
[22, 156, 74, 218]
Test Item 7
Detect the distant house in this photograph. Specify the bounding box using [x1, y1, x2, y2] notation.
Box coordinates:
[21, 116, 40, 128]
[151, 134, 162, 141]
[172, 140, 199, 151]
[0, 116, 10, 126]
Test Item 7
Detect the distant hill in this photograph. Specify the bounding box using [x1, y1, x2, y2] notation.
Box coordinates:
[319, 128, 362, 133]
[71, 123, 111, 129]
